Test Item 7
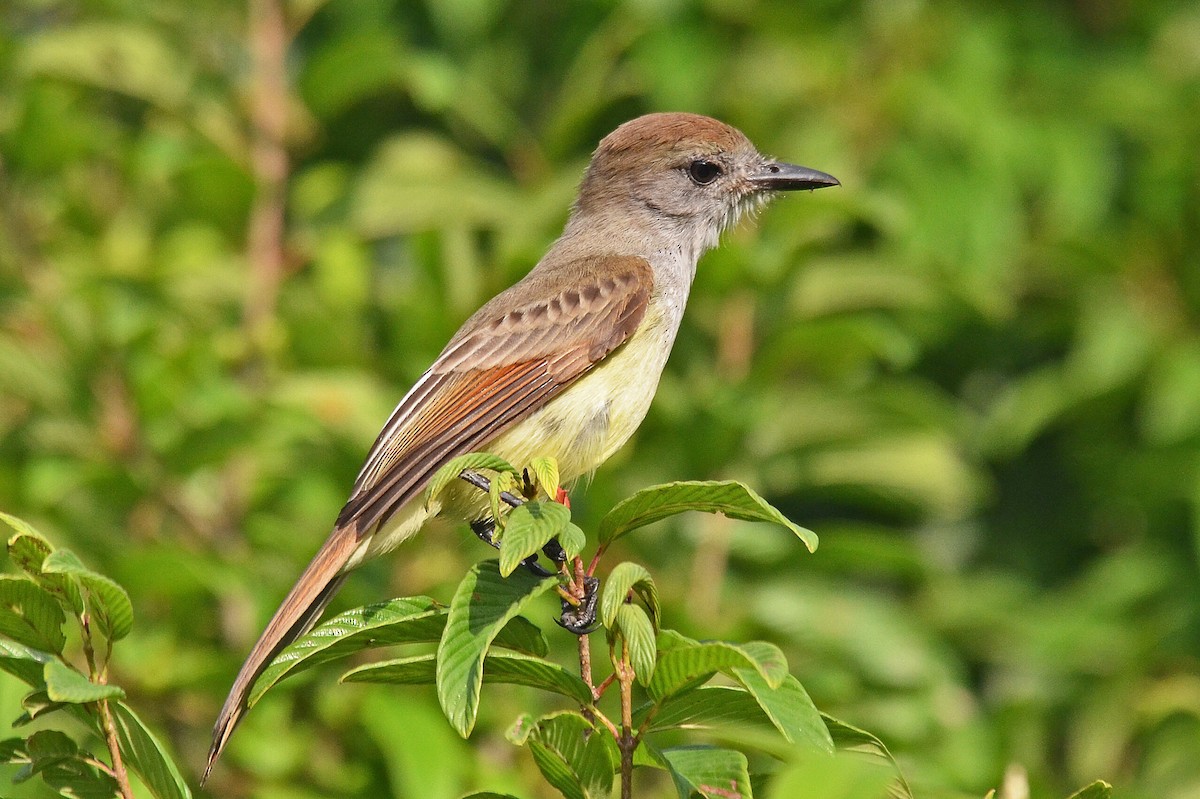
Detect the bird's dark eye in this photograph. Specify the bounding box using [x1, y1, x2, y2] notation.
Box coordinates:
[687, 159, 723, 186]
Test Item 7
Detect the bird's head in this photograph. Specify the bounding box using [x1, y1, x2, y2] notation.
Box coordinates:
[574, 112, 839, 255]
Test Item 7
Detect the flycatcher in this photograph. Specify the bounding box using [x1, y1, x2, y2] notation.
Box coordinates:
[206, 112, 838, 775]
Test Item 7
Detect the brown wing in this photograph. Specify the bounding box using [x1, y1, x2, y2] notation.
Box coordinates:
[336, 253, 653, 533]
[205, 254, 652, 780]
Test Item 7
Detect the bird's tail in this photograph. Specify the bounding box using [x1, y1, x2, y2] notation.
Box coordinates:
[203, 523, 361, 784]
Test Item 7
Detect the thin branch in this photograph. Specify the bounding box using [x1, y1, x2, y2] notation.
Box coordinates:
[244, 0, 290, 355]
[99, 698, 135, 799]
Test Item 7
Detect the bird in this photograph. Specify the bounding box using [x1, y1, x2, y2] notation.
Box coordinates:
[205, 112, 838, 778]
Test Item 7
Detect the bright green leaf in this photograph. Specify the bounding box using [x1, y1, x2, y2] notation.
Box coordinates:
[437, 561, 558, 736]
[498, 501, 571, 577]
[732, 669, 833, 753]
[427, 452, 518, 509]
[250, 596, 547, 707]
[648, 634, 788, 701]
[1066, 781, 1113, 799]
[44, 660, 124, 704]
[615, 604, 657, 686]
[600, 562, 658, 628]
[656, 745, 752, 799]
[597, 481, 817, 552]
[506, 712, 616, 799]
[527, 456, 561, 497]
[558, 522, 586, 561]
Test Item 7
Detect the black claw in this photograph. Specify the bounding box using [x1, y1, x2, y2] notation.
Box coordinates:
[470, 518, 499, 549]
[542, 538, 567, 564]
[523, 555, 555, 578]
[557, 576, 600, 635]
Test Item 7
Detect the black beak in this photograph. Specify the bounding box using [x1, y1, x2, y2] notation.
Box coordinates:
[752, 162, 840, 191]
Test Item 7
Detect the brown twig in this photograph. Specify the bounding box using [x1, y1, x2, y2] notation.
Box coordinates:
[616, 637, 635, 799]
[244, 0, 290, 355]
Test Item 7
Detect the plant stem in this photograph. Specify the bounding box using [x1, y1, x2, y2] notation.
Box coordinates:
[99, 698, 135, 799]
[617, 638, 635, 799]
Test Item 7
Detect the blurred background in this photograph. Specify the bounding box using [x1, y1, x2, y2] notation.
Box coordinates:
[2, 0, 1199, 797]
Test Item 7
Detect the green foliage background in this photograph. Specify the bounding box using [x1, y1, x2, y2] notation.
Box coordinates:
[1, 0, 1198, 796]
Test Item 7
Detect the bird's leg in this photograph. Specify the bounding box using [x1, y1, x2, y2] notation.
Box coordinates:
[469, 517, 554, 578]
[460, 470, 598, 622]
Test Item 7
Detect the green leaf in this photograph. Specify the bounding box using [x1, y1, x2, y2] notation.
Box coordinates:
[111, 702, 193, 799]
[345, 650, 593, 705]
[0, 576, 67, 654]
[1066, 781, 1112, 799]
[15, 689, 68, 726]
[44, 660, 124, 703]
[732, 669, 833, 753]
[648, 633, 788, 701]
[1, 514, 85, 617]
[460, 794, 523, 799]
[506, 712, 616, 799]
[615, 604, 657, 686]
[656, 745, 752, 799]
[642, 686, 774, 732]
[821, 713, 912, 798]
[597, 480, 817, 552]
[3, 514, 54, 576]
[0, 637, 53, 686]
[763, 752, 893, 799]
[558, 522, 586, 561]
[600, 562, 659, 628]
[437, 560, 558, 736]
[250, 596, 443, 706]
[498, 501, 571, 577]
[426, 452, 518, 508]
[527, 456, 561, 497]
[249, 596, 547, 707]
[42, 550, 134, 642]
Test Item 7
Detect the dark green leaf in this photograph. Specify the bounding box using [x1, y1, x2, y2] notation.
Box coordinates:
[44, 660, 124, 703]
[251, 596, 547, 707]
[732, 669, 833, 752]
[426, 452, 518, 508]
[656, 745, 752, 799]
[506, 712, 616, 799]
[15, 689, 68, 726]
[42, 550, 134, 642]
[615, 604, 657, 686]
[111, 701, 193, 799]
[499, 501, 571, 577]
[596, 481, 818, 552]
[0, 637, 52, 686]
[345, 650, 593, 705]
[2, 515, 85, 616]
[437, 561, 558, 736]
[642, 686, 771, 732]
[0, 576, 67, 654]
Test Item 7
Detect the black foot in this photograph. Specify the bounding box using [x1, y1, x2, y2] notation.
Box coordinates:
[557, 576, 600, 635]
[471, 518, 555, 578]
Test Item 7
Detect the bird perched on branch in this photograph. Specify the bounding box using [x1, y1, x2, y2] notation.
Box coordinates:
[206, 112, 838, 779]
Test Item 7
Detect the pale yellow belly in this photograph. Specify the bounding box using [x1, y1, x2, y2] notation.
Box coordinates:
[350, 301, 678, 567]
